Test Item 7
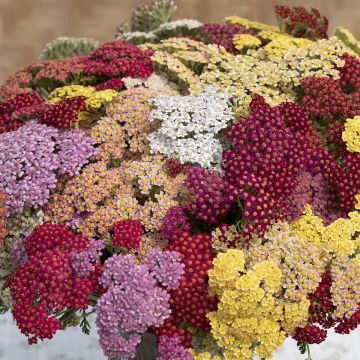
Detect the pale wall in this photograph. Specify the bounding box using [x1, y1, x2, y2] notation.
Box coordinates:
[0, 0, 359, 82]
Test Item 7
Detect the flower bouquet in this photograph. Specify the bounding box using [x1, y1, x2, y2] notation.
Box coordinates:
[0, 1, 360, 359]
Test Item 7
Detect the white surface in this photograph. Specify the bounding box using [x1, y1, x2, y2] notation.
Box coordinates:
[0, 312, 359, 359]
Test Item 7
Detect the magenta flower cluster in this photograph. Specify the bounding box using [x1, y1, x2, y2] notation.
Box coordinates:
[161, 206, 190, 240]
[0, 121, 97, 214]
[222, 98, 337, 238]
[185, 166, 238, 225]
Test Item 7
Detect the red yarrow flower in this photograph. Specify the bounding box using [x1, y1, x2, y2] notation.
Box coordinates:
[111, 219, 143, 249]
[84, 40, 153, 79]
[294, 325, 327, 344]
[8, 223, 99, 344]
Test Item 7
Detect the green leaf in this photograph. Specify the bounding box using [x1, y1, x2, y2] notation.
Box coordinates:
[0, 297, 9, 314]
[297, 341, 307, 355]
[80, 312, 91, 335]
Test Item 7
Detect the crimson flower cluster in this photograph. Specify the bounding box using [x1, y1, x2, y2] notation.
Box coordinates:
[294, 325, 327, 344]
[8, 223, 100, 344]
[307, 272, 335, 330]
[300, 54, 360, 153]
[0, 92, 44, 134]
[0, 92, 87, 132]
[38, 96, 87, 129]
[276, 101, 322, 148]
[94, 78, 125, 91]
[161, 206, 190, 240]
[293, 272, 335, 344]
[84, 40, 154, 79]
[111, 219, 143, 249]
[340, 53, 360, 92]
[334, 152, 360, 212]
[275, 5, 328, 39]
[296, 271, 360, 342]
[335, 308, 360, 335]
[154, 231, 217, 346]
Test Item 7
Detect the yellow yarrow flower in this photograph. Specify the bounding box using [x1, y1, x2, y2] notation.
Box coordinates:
[233, 34, 261, 51]
[225, 16, 280, 33]
[47, 84, 118, 110]
[342, 116, 360, 152]
[85, 89, 118, 109]
[207, 249, 298, 360]
[190, 351, 222, 360]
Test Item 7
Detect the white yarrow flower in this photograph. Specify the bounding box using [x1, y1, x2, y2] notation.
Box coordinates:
[148, 87, 233, 168]
[155, 19, 202, 32]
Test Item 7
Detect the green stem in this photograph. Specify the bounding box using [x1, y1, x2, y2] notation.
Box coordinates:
[306, 343, 312, 360]
[55, 309, 71, 318]
[83, 309, 95, 318]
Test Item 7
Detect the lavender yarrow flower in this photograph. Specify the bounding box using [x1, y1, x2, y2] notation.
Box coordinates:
[0, 121, 96, 214]
[98, 330, 142, 359]
[0, 121, 59, 214]
[146, 248, 184, 290]
[96, 254, 170, 359]
[99, 254, 152, 289]
[158, 334, 193, 360]
[71, 239, 104, 277]
[161, 206, 190, 240]
[96, 282, 169, 338]
[10, 240, 28, 267]
[57, 129, 98, 176]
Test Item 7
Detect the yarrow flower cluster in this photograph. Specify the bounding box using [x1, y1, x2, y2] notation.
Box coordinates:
[343, 116, 360, 152]
[71, 239, 105, 277]
[149, 87, 233, 168]
[0, 121, 96, 214]
[84, 40, 154, 78]
[8, 223, 101, 343]
[145, 247, 185, 290]
[1, 2, 360, 360]
[111, 219, 143, 249]
[275, 5, 329, 40]
[96, 252, 182, 358]
[161, 206, 190, 240]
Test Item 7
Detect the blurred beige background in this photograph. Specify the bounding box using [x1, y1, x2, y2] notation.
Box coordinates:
[0, 0, 359, 83]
